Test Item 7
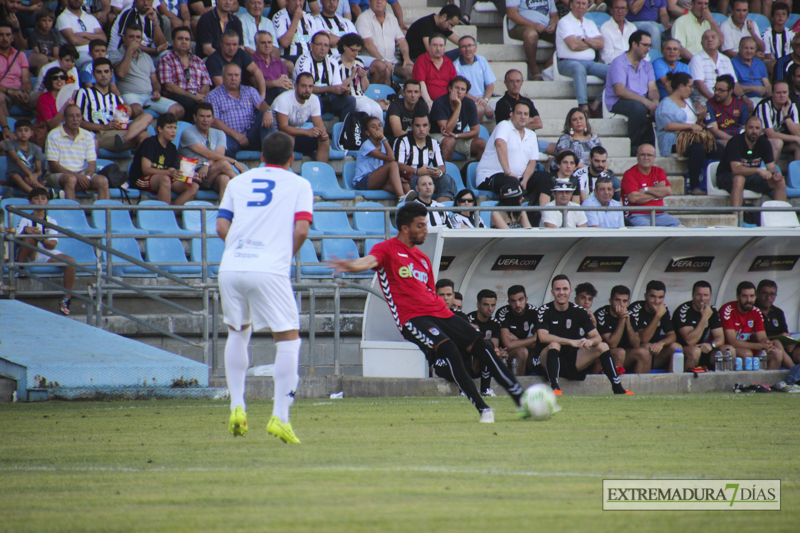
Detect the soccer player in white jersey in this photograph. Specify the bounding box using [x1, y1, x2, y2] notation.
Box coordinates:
[216, 131, 313, 443]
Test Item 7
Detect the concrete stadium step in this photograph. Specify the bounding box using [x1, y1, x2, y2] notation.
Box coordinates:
[519, 81, 603, 99]
[539, 136, 631, 158]
[675, 214, 739, 227]
[540, 118, 627, 136]
[664, 195, 732, 208]
[532, 99, 605, 120]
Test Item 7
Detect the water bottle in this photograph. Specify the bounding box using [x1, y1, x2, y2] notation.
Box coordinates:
[714, 350, 723, 371]
[723, 349, 733, 372]
[671, 348, 684, 374]
[758, 350, 767, 371]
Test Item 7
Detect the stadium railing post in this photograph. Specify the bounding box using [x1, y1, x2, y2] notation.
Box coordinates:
[334, 283, 341, 375]
[309, 289, 316, 375]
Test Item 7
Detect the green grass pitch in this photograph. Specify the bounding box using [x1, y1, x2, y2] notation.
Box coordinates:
[1, 394, 798, 532]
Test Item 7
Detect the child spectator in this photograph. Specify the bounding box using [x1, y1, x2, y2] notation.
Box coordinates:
[5, 120, 46, 194]
[353, 116, 410, 201]
[28, 8, 60, 75]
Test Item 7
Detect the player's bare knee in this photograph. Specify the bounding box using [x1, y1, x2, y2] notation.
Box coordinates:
[597, 341, 609, 352]
[547, 341, 560, 351]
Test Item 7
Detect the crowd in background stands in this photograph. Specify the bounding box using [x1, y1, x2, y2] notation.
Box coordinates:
[431, 276, 799, 395]
[0, 0, 797, 214]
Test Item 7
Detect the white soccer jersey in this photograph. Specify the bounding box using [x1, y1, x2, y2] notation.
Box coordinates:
[217, 166, 313, 276]
[273, 8, 323, 58]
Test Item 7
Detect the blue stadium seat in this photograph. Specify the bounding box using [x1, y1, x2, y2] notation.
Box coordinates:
[48, 199, 105, 235]
[479, 124, 490, 142]
[300, 162, 356, 200]
[479, 200, 498, 228]
[364, 238, 384, 255]
[789, 14, 800, 27]
[648, 50, 663, 63]
[182, 200, 218, 233]
[190, 238, 225, 276]
[289, 240, 330, 277]
[145, 237, 201, 274]
[712, 13, 727, 25]
[444, 162, 466, 193]
[365, 84, 395, 100]
[6, 118, 16, 132]
[91, 200, 144, 234]
[342, 161, 396, 200]
[441, 201, 454, 207]
[747, 13, 770, 33]
[311, 201, 367, 236]
[352, 201, 398, 235]
[98, 149, 133, 159]
[53, 237, 102, 272]
[1, 198, 31, 229]
[194, 189, 220, 201]
[584, 12, 610, 26]
[103, 238, 153, 276]
[783, 161, 800, 197]
[331, 122, 353, 157]
[236, 150, 261, 161]
[320, 238, 372, 277]
[466, 162, 497, 199]
[136, 200, 193, 235]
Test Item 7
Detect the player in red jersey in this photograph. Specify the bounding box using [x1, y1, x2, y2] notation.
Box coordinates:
[720, 281, 793, 369]
[329, 202, 524, 423]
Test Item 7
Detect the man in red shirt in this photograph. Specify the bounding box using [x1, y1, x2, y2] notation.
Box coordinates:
[720, 281, 792, 369]
[621, 144, 683, 227]
[411, 34, 457, 109]
[329, 202, 524, 423]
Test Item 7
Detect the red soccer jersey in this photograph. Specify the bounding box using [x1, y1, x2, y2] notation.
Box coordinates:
[719, 301, 765, 342]
[368, 238, 453, 329]
[622, 165, 668, 215]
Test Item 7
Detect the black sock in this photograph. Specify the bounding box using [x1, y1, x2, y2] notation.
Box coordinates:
[480, 364, 491, 393]
[546, 349, 561, 390]
[600, 350, 626, 394]
[470, 339, 523, 405]
[437, 340, 489, 411]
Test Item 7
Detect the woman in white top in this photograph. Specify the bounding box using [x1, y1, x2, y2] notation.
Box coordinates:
[336, 33, 387, 119]
[447, 189, 486, 228]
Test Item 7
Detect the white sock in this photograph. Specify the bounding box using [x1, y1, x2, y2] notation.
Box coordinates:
[272, 338, 301, 424]
[225, 327, 252, 411]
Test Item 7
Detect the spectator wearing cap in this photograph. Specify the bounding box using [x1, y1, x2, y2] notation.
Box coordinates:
[475, 100, 540, 196]
[491, 183, 532, 229]
[582, 176, 624, 228]
[622, 143, 683, 226]
[429, 76, 486, 162]
[541, 178, 588, 228]
[412, 174, 447, 227]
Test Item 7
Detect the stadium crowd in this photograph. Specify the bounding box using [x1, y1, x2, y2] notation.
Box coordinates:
[434, 275, 800, 396]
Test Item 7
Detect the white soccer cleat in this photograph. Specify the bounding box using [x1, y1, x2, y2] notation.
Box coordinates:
[479, 408, 495, 423]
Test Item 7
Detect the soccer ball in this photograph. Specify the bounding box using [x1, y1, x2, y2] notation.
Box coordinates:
[521, 384, 560, 420]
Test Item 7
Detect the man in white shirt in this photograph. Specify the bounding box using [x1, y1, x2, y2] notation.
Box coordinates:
[412, 174, 447, 227]
[56, 0, 108, 63]
[240, 0, 278, 56]
[293, 31, 356, 120]
[689, 30, 748, 105]
[393, 114, 456, 202]
[719, 0, 764, 59]
[216, 130, 312, 443]
[556, 0, 607, 113]
[600, 0, 637, 65]
[272, 72, 330, 162]
[315, 0, 356, 57]
[355, 0, 413, 84]
[541, 178, 588, 228]
[475, 100, 539, 195]
[582, 176, 624, 228]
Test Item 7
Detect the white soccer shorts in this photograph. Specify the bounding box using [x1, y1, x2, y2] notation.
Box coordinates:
[219, 271, 300, 332]
[28, 250, 65, 263]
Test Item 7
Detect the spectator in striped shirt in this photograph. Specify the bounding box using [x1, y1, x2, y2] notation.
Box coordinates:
[273, 0, 324, 64]
[315, 0, 356, 57]
[335, 33, 386, 119]
[773, 32, 800, 82]
[762, 2, 793, 74]
[754, 79, 800, 160]
[44, 104, 110, 200]
[79, 40, 123, 100]
[240, 0, 278, 57]
[393, 114, 456, 202]
[293, 31, 356, 120]
[108, 0, 169, 55]
[75, 58, 152, 153]
[158, 26, 212, 118]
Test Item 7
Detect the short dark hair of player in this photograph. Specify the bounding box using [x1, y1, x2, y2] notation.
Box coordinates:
[172, 26, 191, 40]
[28, 187, 49, 200]
[692, 280, 712, 294]
[14, 119, 32, 131]
[156, 113, 178, 130]
[124, 24, 143, 36]
[89, 39, 107, 52]
[575, 282, 597, 298]
[195, 102, 214, 116]
[448, 75, 472, 94]
[60, 44, 79, 61]
[590, 145, 608, 158]
[756, 279, 777, 292]
[507, 285, 526, 298]
[412, 114, 429, 126]
[628, 30, 651, 48]
[440, 4, 461, 19]
[552, 274, 571, 288]
[296, 72, 315, 85]
[477, 289, 497, 302]
[337, 32, 363, 54]
[716, 74, 735, 92]
[93, 57, 112, 72]
[772, 2, 790, 16]
[513, 100, 532, 115]
[610, 285, 630, 298]
[43, 67, 67, 91]
[35, 7, 55, 22]
[556, 150, 577, 166]
[0, 22, 12, 32]
[396, 201, 429, 231]
[454, 292, 463, 300]
[645, 280, 666, 293]
[404, 79, 421, 91]
[737, 281, 755, 295]
[435, 278, 455, 290]
[262, 131, 294, 166]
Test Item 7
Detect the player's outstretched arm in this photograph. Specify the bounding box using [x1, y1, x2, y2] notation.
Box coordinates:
[328, 255, 379, 274]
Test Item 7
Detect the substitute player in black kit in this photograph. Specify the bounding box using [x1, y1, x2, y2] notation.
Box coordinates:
[497, 285, 539, 375]
[536, 275, 633, 395]
[330, 202, 525, 423]
[467, 289, 506, 396]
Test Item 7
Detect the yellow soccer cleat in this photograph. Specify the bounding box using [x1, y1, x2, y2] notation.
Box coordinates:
[229, 406, 248, 437]
[267, 415, 301, 444]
